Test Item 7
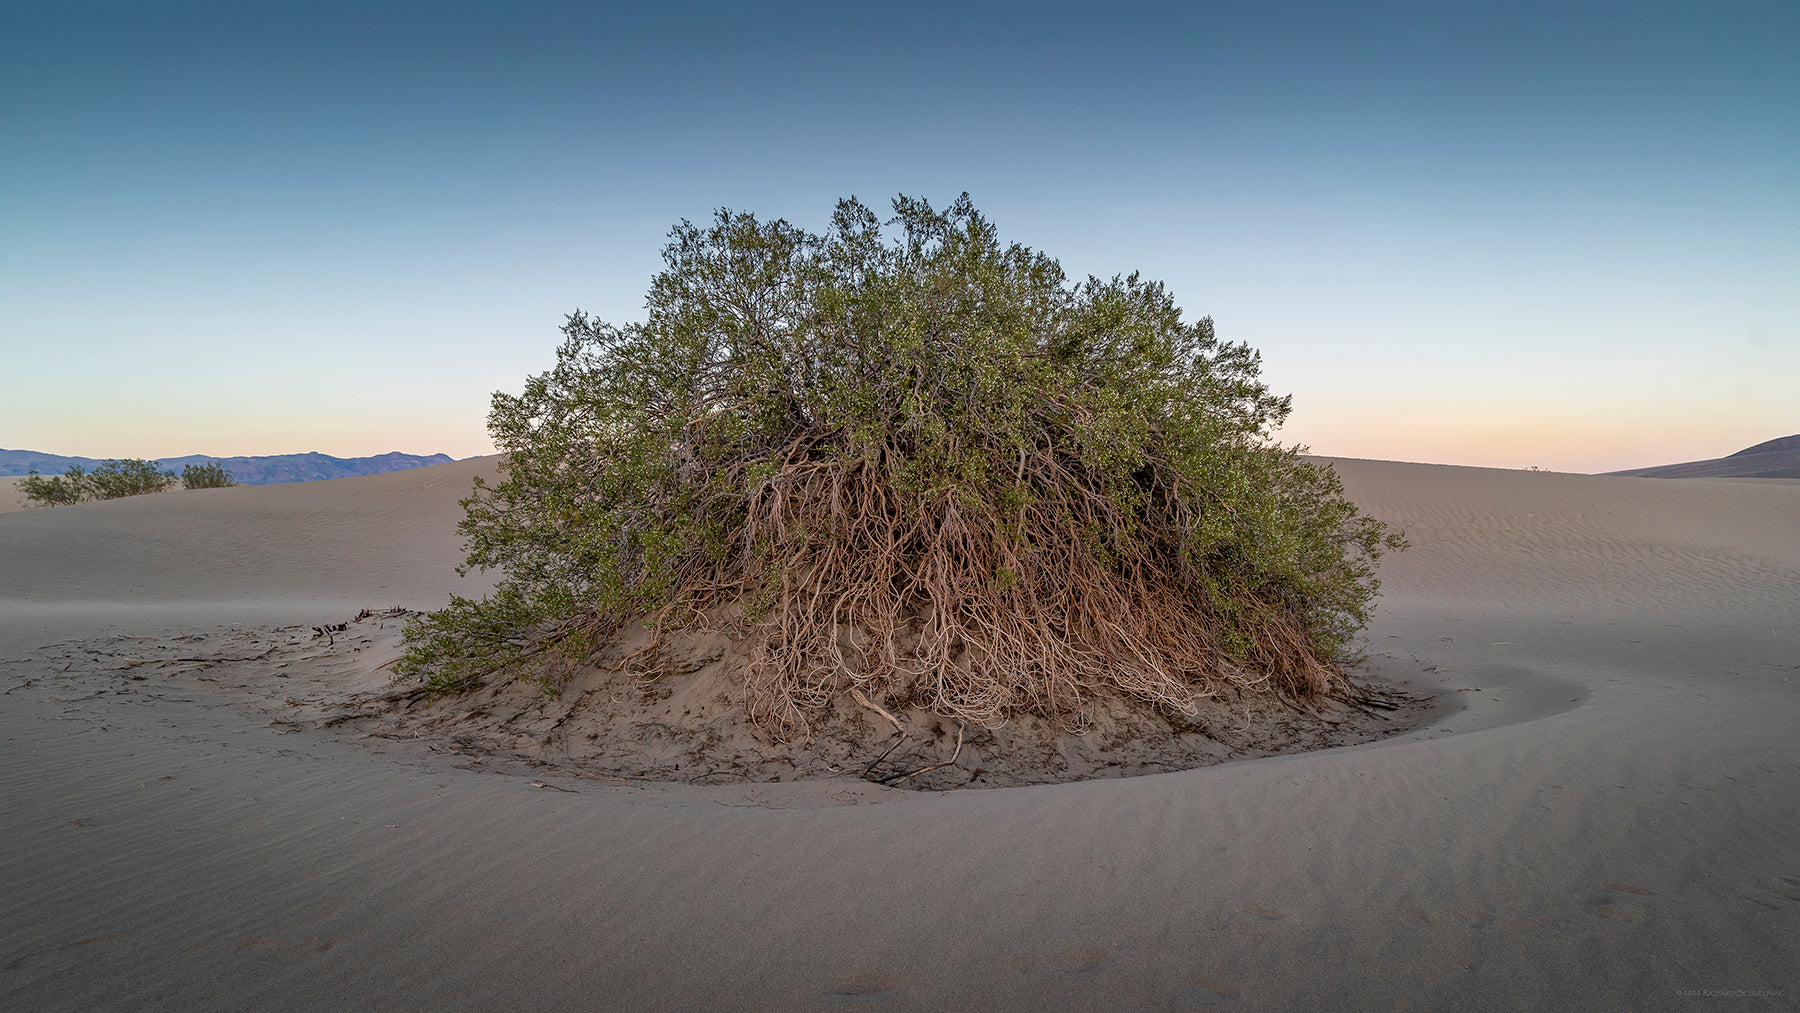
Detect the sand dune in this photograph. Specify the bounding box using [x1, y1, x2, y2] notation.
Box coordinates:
[2, 457, 1796, 1010]
[1331, 459, 1800, 618]
[0, 457, 493, 606]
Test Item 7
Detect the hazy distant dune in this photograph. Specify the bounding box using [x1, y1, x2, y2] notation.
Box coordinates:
[1607, 434, 1800, 479]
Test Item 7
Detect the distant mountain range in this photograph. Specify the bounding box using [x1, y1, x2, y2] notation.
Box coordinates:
[0, 449, 457, 485]
[1607, 435, 1800, 480]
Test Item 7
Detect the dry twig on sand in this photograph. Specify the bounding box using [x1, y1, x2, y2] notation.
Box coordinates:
[878, 720, 966, 786]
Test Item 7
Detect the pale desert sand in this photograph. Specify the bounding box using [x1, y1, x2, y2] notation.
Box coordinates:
[2, 457, 1795, 1010]
[2, 476, 43, 513]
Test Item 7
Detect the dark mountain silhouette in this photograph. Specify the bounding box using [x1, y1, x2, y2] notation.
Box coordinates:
[0, 449, 455, 485]
[1607, 435, 1800, 479]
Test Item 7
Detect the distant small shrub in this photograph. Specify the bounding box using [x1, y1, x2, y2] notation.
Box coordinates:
[19, 458, 176, 507]
[19, 467, 89, 506]
[182, 462, 236, 489]
[87, 459, 177, 499]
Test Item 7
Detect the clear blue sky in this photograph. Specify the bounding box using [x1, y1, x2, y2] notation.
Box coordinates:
[4, 1, 1794, 472]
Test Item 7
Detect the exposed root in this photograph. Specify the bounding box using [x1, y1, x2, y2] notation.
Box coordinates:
[705, 455, 1350, 739]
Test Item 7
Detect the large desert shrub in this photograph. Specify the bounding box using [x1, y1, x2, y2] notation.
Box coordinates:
[398, 194, 1404, 736]
[20, 459, 176, 506]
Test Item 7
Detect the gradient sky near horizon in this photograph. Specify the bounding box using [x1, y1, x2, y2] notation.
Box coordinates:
[4, 1, 1795, 473]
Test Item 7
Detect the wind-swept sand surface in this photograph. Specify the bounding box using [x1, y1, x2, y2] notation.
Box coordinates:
[3, 458, 1796, 1010]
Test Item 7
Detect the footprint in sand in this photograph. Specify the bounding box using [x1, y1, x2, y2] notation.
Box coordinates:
[1582, 883, 1654, 922]
[1743, 875, 1800, 910]
[1060, 946, 1110, 973]
[1459, 909, 1495, 929]
[1190, 977, 1240, 999]
[1776, 876, 1800, 902]
[240, 936, 340, 961]
[825, 973, 894, 996]
[1397, 898, 1435, 926]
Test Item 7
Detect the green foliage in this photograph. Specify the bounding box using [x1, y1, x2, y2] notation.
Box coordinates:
[19, 467, 89, 506]
[88, 459, 178, 499]
[19, 459, 178, 506]
[400, 194, 1405, 730]
[182, 462, 236, 489]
